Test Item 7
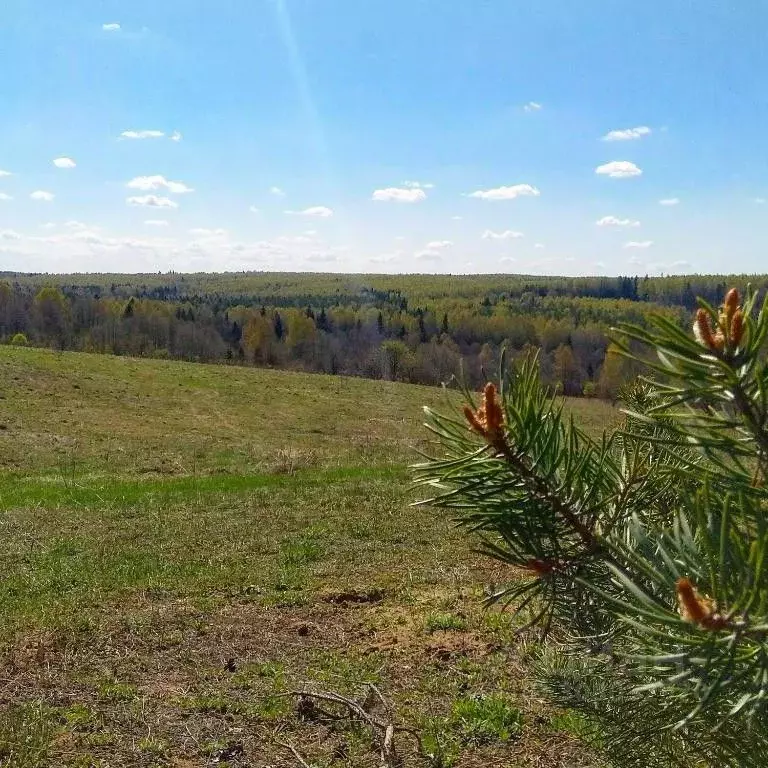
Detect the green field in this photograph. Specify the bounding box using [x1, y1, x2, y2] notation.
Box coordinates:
[0, 347, 617, 767]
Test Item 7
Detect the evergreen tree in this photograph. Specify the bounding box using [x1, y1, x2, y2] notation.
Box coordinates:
[417, 309, 427, 343]
[415, 288, 768, 767]
[317, 307, 330, 332]
[273, 312, 284, 341]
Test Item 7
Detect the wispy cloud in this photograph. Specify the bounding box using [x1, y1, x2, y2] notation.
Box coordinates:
[249, 206, 261, 214]
[402, 180, 434, 189]
[269, 186, 286, 197]
[144, 220, 169, 227]
[412, 240, 453, 261]
[468, 184, 540, 200]
[120, 130, 165, 140]
[499, 256, 517, 263]
[170, 131, 182, 142]
[190, 228, 227, 237]
[372, 187, 427, 203]
[755, 198, 766, 205]
[534, 243, 545, 249]
[659, 198, 680, 206]
[482, 229, 524, 239]
[414, 249, 442, 261]
[30, 190, 54, 202]
[623, 240, 654, 249]
[127, 175, 194, 194]
[602, 126, 651, 142]
[523, 101, 542, 112]
[0, 193, 13, 201]
[0, 229, 22, 240]
[595, 161, 642, 178]
[53, 157, 76, 169]
[286, 205, 334, 218]
[102, 22, 121, 32]
[126, 195, 178, 209]
[596, 215, 640, 227]
[0, 170, 13, 177]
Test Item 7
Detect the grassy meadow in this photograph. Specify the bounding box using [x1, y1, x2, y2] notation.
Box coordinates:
[0, 347, 617, 767]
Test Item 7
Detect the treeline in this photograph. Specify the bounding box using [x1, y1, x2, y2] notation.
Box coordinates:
[1, 272, 766, 398]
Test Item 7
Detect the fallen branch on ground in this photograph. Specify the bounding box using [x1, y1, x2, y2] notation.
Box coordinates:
[282, 684, 425, 766]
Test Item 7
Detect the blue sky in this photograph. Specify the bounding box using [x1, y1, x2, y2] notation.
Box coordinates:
[0, 0, 766, 275]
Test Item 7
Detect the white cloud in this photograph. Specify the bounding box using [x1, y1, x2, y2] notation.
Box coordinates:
[755, 198, 766, 205]
[269, 186, 286, 197]
[0, 229, 22, 240]
[596, 215, 640, 228]
[499, 256, 517, 263]
[189, 228, 227, 237]
[482, 229, 524, 240]
[602, 126, 651, 142]
[0, 193, 12, 201]
[127, 175, 194, 194]
[451, 215, 463, 221]
[468, 184, 540, 200]
[102, 22, 121, 31]
[145, 220, 168, 227]
[659, 198, 680, 206]
[126, 195, 178, 209]
[595, 161, 642, 178]
[403, 180, 434, 189]
[170, 131, 182, 142]
[523, 101, 542, 112]
[64, 221, 88, 231]
[120, 130, 165, 140]
[670, 260, 691, 270]
[53, 157, 76, 169]
[286, 205, 334, 218]
[372, 187, 427, 203]
[623, 240, 654, 249]
[30, 190, 54, 201]
[249, 206, 261, 214]
[414, 249, 442, 261]
[627, 255, 643, 266]
[425, 240, 454, 250]
[0, 170, 11, 177]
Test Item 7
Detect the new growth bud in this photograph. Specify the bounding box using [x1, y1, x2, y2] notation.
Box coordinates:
[693, 309, 720, 351]
[693, 288, 745, 352]
[676, 578, 731, 631]
[464, 382, 508, 451]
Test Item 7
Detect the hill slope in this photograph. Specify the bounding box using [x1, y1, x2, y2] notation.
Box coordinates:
[0, 348, 615, 767]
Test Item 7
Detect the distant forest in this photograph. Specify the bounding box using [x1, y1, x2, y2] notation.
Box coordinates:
[2, 271, 767, 399]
